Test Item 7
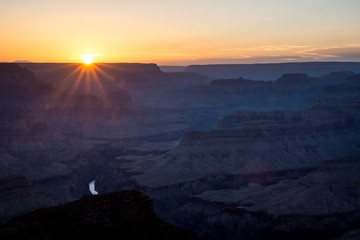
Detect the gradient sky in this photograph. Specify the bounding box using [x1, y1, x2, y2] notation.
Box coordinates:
[1, 0, 360, 64]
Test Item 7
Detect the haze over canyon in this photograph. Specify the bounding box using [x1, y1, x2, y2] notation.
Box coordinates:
[0, 61, 359, 239]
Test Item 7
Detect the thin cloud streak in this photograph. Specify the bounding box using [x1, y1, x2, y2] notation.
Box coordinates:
[221, 44, 310, 52]
[157, 44, 360, 65]
[297, 46, 360, 61]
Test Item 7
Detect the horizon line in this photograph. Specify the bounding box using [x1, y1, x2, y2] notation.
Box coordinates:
[2, 60, 360, 66]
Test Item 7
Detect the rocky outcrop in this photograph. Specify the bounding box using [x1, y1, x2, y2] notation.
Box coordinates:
[342, 73, 360, 86]
[169, 155, 360, 239]
[301, 85, 360, 108]
[0, 63, 191, 224]
[123, 141, 178, 156]
[172, 193, 360, 240]
[0, 171, 53, 224]
[320, 71, 355, 85]
[156, 71, 357, 131]
[0, 63, 37, 85]
[0, 113, 112, 220]
[300, 73, 360, 108]
[158, 72, 353, 113]
[0, 190, 197, 240]
[337, 229, 360, 240]
[101, 90, 132, 109]
[0, 63, 53, 113]
[21, 63, 209, 104]
[132, 102, 360, 187]
[0, 63, 188, 139]
[44, 93, 105, 113]
[275, 73, 317, 85]
[107, 63, 163, 73]
[196, 155, 360, 215]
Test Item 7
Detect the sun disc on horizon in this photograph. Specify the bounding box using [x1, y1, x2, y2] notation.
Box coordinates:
[81, 54, 96, 65]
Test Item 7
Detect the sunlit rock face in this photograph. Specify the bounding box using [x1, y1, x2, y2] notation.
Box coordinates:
[0, 190, 197, 240]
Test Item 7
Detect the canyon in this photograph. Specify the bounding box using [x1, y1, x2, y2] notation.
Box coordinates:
[1, 62, 360, 239]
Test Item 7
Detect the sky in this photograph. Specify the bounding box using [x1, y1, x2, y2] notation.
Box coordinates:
[1, 0, 360, 64]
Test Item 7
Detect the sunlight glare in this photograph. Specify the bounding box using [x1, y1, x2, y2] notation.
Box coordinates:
[81, 54, 97, 65]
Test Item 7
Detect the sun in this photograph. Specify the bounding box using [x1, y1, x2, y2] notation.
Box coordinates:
[83, 57, 93, 64]
[81, 54, 96, 65]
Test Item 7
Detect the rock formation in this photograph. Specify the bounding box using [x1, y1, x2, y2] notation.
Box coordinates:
[171, 155, 360, 239]
[131, 102, 360, 187]
[159, 72, 354, 111]
[21, 63, 209, 104]
[2, 62, 360, 239]
[0, 190, 197, 240]
[184, 62, 360, 80]
[300, 72, 360, 108]
[0, 171, 53, 224]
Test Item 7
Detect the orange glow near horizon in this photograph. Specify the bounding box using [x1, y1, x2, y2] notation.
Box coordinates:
[1, 1, 360, 64]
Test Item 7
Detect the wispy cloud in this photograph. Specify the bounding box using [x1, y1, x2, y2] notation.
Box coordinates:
[157, 44, 360, 65]
[221, 44, 309, 52]
[297, 46, 360, 61]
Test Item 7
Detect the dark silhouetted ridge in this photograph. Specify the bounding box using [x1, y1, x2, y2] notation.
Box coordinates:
[0, 190, 197, 240]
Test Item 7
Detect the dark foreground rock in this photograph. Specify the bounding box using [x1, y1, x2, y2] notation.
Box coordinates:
[0, 190, 196, 240]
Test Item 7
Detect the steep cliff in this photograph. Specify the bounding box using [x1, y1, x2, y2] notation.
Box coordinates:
[132, 102, 360, 187]
[0, 171, 53, 224]
[196, 155, 360, 215]
[300, 72, 360, 108]
[0, 63, 53, 113]
[21, 63, 209, 104]
[170, 155, 360, 239]
[159, 72, 354, 111]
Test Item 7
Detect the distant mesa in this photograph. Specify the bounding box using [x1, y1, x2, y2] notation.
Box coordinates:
[184, 62, 360, 80]
[110, 63, 162, 73]
[159, 65, 187, 72]
[276, 73, 314, 84]
[13, 60, 33, 63]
